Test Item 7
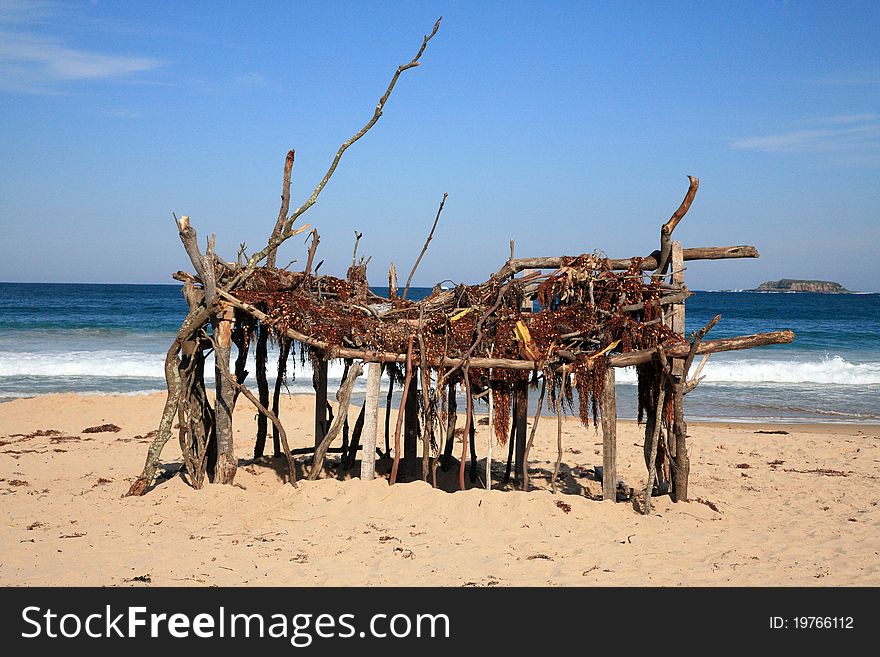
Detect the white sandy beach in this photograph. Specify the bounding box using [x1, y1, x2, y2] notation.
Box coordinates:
[1, 392, 878, 586]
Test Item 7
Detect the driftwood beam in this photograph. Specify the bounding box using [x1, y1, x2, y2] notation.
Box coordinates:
[217, 291, 792, 370]
[495, 245, 759, 279]
[609, 330, 792, 367]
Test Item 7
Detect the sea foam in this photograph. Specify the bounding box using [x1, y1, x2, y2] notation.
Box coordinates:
[612, 355, 880, 385]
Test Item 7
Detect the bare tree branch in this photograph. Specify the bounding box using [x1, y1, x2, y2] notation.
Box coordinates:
[402, 192, 448, 300]
[226, 18, 441, 291]
[287, 17, 442, 226]
[267, 149, 295, 269]
[654, 175, 700, 276]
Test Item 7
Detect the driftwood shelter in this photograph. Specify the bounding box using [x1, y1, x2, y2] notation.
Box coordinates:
[126, 20, 793, 513]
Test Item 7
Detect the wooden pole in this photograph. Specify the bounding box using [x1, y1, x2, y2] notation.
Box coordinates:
[669, 241, 686, 461]
[468, 405, 478, 483]
[441, 382, 457, 470]
[643, 378, 666, 514]
[551, 397, 563, 494]
[313, 356, 328, 449]
[271, 338, 291, 457]
[522, 379, 546, 492]
[360, 362, 381, 481]
[458, 368, 472, 491]
[390, 337, 415, 485]
[383, 367, 394, 457]
[253, 323, 270, 458]
[601, 365, 618, 502]
[309, 362, 363, 480]
[514, 380, 528, 489]
[212, 302, 237, 485]
[486, 382, 493, 490]
[403, 368, 420, 478]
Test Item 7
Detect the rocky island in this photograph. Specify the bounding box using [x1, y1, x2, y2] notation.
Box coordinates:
[749, 279, 851, 293]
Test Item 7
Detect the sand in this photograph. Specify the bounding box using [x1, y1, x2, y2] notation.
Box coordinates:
[1, 392, 878, 586]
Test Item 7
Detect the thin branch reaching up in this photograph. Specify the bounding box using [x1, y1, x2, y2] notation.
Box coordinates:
[287, 18, 442, 226]
[267, 149, 295, 269]
[654, 175, 700, 276]
[402, 192, 448, 300]
[303, 230, 320, 279]
[227, 18, 441, 290]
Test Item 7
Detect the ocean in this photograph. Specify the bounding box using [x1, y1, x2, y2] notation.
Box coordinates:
[1, 282, 878, 423]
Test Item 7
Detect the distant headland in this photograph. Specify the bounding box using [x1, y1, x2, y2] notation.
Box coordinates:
[748, 279, 851, 293]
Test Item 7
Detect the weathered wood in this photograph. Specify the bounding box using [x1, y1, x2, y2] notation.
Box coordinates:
[670, 383, 689, 502]
[607, 330, 793, 367]
[390, 336, 415, 485]
[654, 176, 700, 275]
[514, 380, 528, 489]
[485, 379, 493, 490]
[522, 378, 546, 492]
[266, 149, 295, 269]
[212, 302, 237, 485]
[253, 323, 270, 458]
[494, 245, 759, 280]
[601, 365, 618, 502]
[458, 368, 472, 491]
[402, 192, 447, 300]
[308, 361, 363, 480]
[313, 357, 328, 448]
[271, 338, 291, 456]
[219, 289, 792, 370]
[468, 405, 479, 483]
[668, 315, 720, 501]
[215, 359, 297, 487]
[504, 392, 517, 483]
[126, 299, 214, 496]
[551, 396, 564, 494]
[360, 362, 381, 481]
[441, 382, 457, 470]
[643, 363, 667, 514]
[418, 330, 434, 482]
[341, 402, 366, 470]
[383, 366, 394, 456]
[669, 240, 685, 460]
[403, 367, 420, 478]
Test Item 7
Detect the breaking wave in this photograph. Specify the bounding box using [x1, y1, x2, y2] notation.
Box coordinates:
[613, 355, 880, 385]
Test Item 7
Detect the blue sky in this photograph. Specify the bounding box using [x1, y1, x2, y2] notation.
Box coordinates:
[1, 0, 878, 291]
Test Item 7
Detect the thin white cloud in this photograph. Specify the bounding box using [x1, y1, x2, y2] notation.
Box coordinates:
[732, 115, 880, 153]
[814, 113, 880, 126]
[0, 31, 162, 82]
[0, 2, 165, 93]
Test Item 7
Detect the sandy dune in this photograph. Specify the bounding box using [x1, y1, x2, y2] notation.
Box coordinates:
[1, 392, 878, 586]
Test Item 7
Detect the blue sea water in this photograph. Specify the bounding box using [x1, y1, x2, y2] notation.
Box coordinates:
[0, 282, 878, 423]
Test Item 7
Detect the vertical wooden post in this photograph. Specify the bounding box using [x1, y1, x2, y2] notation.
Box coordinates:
[441, 382, 457, 470]
[313, 356, 328, 449]
[212, 302, 237, 484]
[253, 323, 270, 458]
[669, 240, 686, 457]
[601, 365, 617, 502]
[403, 369, 420, 477]
[513, 380, 528, 489]
[485, 385, 493, 490]
[360, 362, 381, 481]
[271, 339, 291, 457]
